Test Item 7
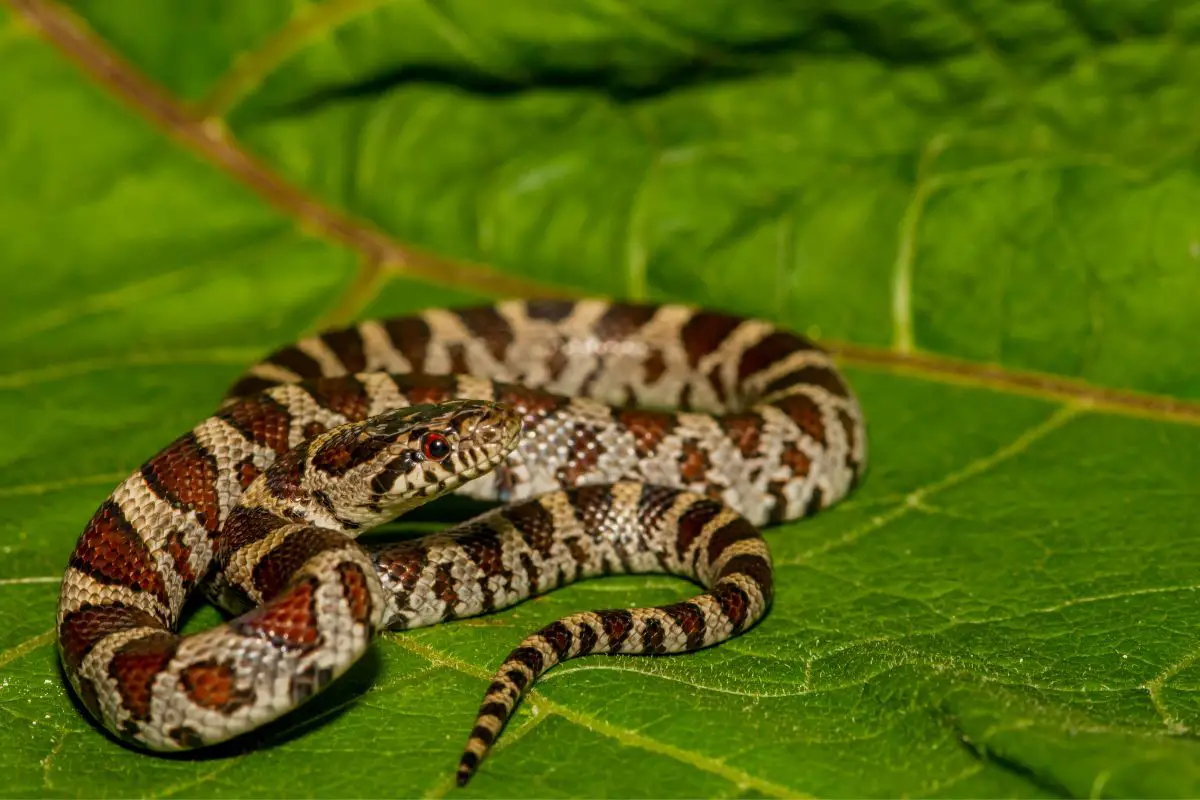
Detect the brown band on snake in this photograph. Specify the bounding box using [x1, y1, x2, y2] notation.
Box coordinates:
[57, 300, 865, 784]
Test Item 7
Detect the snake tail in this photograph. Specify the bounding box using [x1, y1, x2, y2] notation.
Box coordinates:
[428, 482, 773, 785]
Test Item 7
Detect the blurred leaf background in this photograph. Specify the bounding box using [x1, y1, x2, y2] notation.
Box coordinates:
[0, 1, 1198, 796]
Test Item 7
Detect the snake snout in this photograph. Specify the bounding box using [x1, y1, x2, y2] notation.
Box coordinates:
[460, 403, 523, 458]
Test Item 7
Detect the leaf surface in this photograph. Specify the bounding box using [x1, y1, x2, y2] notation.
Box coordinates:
[0, 1, 1198, 797]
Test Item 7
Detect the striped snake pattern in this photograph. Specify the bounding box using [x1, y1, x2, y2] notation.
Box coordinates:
[56, 299, 866, 784]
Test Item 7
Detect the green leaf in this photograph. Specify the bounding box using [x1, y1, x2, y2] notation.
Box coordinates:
[1, 1, 1198, 797]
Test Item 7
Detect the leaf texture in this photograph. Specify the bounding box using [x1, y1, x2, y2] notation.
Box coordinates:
[0, 1, 1198, 797]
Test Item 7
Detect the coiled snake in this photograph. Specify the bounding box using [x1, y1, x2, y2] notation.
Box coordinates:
[56, 299, 866, 785]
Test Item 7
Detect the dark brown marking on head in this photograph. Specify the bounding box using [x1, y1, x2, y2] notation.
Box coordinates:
[594, 303, 657, 341]
[662, 602, 707, 650]
[705, 518, 760, 564]
[179, 659, 255, 714]
[576, 620, 599, 656]
[674, 498, 724, 561]
[738, 331, 817, 384]
[236, 457, 262, 490]
[311, 490, 336, 517]
[268, 346, 322, 379]
[719, 554, 774, 604]
[713, 584, 751, 630]
[617, 408, 676, 459]
[384, 316, 432, 373]
[540, 621, 574, 662]
[762, 365, 849, 400]
[680, 311, 743, 368]
[141, 433, 221, 531]
[458, 306, 514, 362]
[503, 501, 556, 558]
[772, 393, 827, 446]
[598, 609, 634, 651]
[509, 646, 545, 677]
[722, 412, 763, 458]
[320, 328, 368, 375]
[165, 530, 197, 590]
[310, 426, 393, 478]
[59, 603, 164, 674]
[109, 632, 178, 721]
[169, 726, 205, 748]
[640, 615, 666, 654]
[69, 500, 169, 607]
[678, 440, 712, 484]
[308, 375, 371, 421]
[252, 528, 348, 600]
[291, 663, 335, 705]
[524, 299, 574, 322]
[232, 575, 324, 652]
[369, 451, 423, 497]
[219, 394, 294, 455]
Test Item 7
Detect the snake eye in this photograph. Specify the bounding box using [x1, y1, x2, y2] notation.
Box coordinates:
[421, 432, 450, 461]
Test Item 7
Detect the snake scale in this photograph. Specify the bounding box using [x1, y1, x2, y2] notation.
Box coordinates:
[56, 299, 866, 785]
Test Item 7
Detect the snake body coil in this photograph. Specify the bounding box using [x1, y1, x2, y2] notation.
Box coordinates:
[57, 299, 866, 784]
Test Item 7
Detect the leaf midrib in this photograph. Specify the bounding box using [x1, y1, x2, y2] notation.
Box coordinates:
[6, 0, 1200, 429]
[9, 0, 1198, 430]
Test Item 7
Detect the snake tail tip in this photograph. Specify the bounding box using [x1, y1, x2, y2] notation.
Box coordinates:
[455, 753, 478, 787]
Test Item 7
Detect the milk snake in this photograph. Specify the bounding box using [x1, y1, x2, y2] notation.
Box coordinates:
[56, 299, 866, 785]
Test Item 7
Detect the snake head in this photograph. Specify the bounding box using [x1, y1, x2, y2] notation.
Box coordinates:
[298, 399, 523, 527]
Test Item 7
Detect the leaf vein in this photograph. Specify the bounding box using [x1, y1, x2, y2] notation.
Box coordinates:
[0, 628, 55, 671]
[386, 634, 805, 797]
